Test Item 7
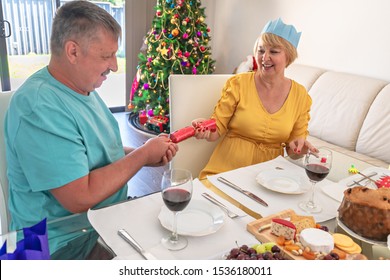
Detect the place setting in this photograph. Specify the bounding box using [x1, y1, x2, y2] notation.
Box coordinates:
[87, 168, 255, 260]
[157, 169, 247, 248]
[207, 152, 340, 223]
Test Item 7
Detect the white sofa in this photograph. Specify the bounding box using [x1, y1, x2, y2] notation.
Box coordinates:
[168, 65, 389, 178]
[285, 64, 390, 168]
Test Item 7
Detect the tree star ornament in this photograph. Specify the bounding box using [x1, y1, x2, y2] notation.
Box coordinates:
[160, 46, 169, 56]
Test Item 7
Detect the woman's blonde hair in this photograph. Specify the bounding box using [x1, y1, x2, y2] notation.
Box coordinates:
[253, 33, 298, 67]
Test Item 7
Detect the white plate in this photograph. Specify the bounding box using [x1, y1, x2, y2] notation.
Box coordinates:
[336, 217, 388, 246]
[256, 169, 309, 194]
[158, 199, 225, 236]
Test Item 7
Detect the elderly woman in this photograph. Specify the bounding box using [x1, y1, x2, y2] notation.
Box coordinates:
[193, 18, 317, 179]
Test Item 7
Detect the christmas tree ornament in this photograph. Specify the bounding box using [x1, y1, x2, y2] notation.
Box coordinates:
[171, 28, 179, 37]
[160, 46, 169, 55]
[127, 102, 135, 110]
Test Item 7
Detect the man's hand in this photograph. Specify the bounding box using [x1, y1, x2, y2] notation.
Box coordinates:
[142, 134, 178, 166]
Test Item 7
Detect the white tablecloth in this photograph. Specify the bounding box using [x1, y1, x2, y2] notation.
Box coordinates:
[87, 179, 256, 260]
[321, 166, 390, 202]
[207, 156, 340, 223]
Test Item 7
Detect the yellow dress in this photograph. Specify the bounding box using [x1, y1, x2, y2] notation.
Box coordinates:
[199, 72, 312, 179]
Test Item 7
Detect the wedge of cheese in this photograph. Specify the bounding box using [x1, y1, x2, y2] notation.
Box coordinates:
[270, 218, 296, 240]
[300, 228, 334, 253]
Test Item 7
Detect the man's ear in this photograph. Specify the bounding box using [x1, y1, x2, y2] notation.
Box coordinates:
[64, 40, 79, 64]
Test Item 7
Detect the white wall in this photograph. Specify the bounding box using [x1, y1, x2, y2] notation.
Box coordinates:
[208, 0, 390, 82]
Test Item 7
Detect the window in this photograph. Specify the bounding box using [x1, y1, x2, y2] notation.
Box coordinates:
[0, 0, 126, 109]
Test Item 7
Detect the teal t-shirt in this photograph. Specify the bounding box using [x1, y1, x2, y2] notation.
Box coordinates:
[5, 67, 128, 256]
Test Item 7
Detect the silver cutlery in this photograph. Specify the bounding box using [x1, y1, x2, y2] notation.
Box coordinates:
[347, 172, 377, 187]
[217, 177, 268, 207]
[201, 192, 240, 219]
[356, 171, 378, 184]
[118, 229, 157, 260]
[353, 180, 364, 187]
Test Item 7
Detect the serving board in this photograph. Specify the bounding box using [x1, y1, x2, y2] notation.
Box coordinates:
[246, 209, 305, 260]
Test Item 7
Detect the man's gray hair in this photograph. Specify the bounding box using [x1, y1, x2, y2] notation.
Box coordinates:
[50, 0, 121, 56]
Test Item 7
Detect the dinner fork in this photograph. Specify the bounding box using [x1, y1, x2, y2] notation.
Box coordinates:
[201, 193, 239, 219]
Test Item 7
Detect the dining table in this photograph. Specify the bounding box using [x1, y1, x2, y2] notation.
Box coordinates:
[2, 149, 388, 261]
[86, 150, 390, 260]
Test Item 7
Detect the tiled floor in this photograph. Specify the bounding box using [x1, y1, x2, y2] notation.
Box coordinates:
[113, 112, 166, 198]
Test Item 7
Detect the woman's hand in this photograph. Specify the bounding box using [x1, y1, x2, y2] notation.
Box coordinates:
[288, 138, 318, 156]
[191, 118, 219, 142]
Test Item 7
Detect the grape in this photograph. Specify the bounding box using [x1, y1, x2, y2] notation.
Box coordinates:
[273, 252, 284, 260]
[225, 243, 286, 260]
[323, 254, 333, 260]
[330, 252, 339, 260]
[262, 251, 273, 260]
[240, 245, 249, 252]
[229, 248, 240, 258]
[247, 248, 256, 255]
[319, 225, 329, 232]
[257, 254, 264, 260]
[271, 245, 281, 253]
[236, 253, 246, 260]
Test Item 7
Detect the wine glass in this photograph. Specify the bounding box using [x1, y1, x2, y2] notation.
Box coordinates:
[299, 148, 332, 213]
[161, 168, 193, 251]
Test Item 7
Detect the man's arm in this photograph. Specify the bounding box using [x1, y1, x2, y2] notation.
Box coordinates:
[51, 136, 177, 213]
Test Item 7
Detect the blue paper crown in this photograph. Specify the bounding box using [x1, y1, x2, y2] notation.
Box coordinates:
[261, 18, 301, 48]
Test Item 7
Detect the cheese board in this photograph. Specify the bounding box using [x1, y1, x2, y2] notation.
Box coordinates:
[246, 209, 305, 260]
[246, 209, 368, 260]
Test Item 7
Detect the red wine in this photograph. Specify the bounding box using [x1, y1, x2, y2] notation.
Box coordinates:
[162, 189, 191, 211]
[305, 164, 330, 182]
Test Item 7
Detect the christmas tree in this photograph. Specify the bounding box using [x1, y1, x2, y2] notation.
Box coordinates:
[128, 0, 216, 133]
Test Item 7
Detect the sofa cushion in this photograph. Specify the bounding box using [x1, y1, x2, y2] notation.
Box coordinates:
[308, 72, 387, 151]
[356, 84, 390, 164]
[285, 64, 326, 91]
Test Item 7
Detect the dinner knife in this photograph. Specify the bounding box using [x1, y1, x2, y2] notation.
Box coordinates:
[217, 177, 268, 207]
[118, 229, 157, 260]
